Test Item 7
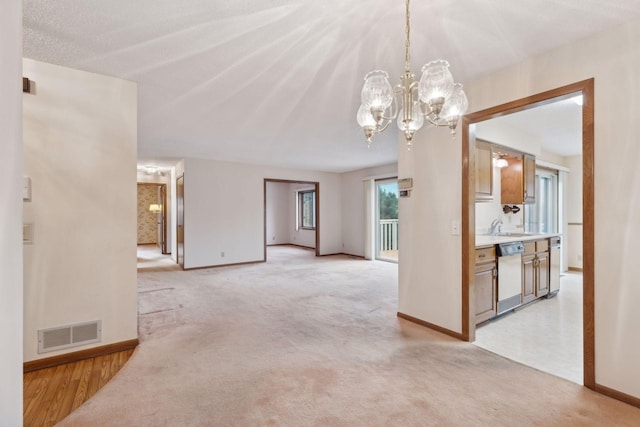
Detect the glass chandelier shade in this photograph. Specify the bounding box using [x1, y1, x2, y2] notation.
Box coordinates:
[356, 104, 377, 128]
[440, 83, 469, 122]
[418, 60, 455, 104]
[361, 70, 394, 110]
[356, 0, 468, 148]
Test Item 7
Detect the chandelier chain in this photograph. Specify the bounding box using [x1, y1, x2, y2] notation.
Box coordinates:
[405, 0, 411, 71]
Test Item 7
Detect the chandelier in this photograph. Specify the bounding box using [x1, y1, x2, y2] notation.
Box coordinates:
[356, 0, 469, 149]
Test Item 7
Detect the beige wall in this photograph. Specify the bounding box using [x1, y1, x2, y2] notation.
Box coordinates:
[0, 0, 23, 421]
[399, 17, 640, 398]
[23, 59, 138, 361]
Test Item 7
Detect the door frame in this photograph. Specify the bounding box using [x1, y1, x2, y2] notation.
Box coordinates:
[263, 179, 320, 259]
[374, 177, 399, 263]
[176, 175, 185, 269]
[461, 79, 595, 389]
[158, 184, 168, 254]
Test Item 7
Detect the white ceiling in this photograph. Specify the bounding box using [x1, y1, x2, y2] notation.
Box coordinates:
[23, 0, 640, 172]
[483, 97, 583, 157]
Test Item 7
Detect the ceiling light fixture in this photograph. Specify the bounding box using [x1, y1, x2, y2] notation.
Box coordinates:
[357, 0, 469, 149]
[494, 157, 509, 168]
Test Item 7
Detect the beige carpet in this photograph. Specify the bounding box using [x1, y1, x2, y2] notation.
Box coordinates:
[59, 246, 639, 426]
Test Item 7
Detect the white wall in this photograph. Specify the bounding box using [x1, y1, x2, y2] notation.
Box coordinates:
[398, 127, 462, 333]
[0, 0, 23, 421]
[182, 158, 342, 269]
[341, 163, 397, 257]
[266, 182, 291, 245]
[399, 17, 640, 398]
[289, 183, 316, 248]
[23, 59, 138, 361]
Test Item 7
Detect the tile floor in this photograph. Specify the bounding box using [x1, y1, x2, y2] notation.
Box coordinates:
[474, 272, 583, 384]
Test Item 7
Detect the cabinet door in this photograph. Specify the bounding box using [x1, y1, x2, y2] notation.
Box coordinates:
[475, 141, 493, 202]
[501, 156, 524, 204]
[522, 254, 536, 304]
[523, 154, 536, 204]
[536, 251, 549, 297]
[475, 263, 497, 324]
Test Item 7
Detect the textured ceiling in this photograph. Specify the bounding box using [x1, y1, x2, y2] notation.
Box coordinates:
[23, 0, 640, 172]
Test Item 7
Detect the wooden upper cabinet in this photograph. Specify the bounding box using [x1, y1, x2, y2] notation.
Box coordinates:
[501, 153, 536, 205]
[475, 140, 493, 202]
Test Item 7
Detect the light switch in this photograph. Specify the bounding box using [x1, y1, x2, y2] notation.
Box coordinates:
[23, 223, 34, 244]
[451, 220, 460, 236]
[23, 177, 31, 201]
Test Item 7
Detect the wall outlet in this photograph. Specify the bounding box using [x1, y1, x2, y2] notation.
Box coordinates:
[221, 251, 225, 258]
[272, 236, 275, 241]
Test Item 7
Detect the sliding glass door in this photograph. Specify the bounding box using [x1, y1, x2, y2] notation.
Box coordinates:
[376, 179, 398, 262]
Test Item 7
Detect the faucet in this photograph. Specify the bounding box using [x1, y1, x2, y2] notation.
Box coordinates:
[489, 218, 503, 236]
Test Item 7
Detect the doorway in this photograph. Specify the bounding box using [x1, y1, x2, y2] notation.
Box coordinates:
[461, 79, 595, 389]
[137, 183, 167, 253]
[376, 179, 399, 262]
[263, 179, 320, 260]
[176, 175, 185, 269]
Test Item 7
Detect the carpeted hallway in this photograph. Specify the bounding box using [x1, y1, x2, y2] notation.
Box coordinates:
[59, 246, 640, 426]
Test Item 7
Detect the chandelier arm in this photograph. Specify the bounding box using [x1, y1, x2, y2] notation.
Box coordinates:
[375, 120, 393, 134]
[381, 92, 400, 121]
[424, 115, 449, 127]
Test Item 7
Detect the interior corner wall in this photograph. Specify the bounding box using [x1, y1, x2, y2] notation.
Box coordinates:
[340, 163, 398, 257]
[399, 18, 640, 398]
[181, 158, 341, 269]
[266, 182, 291, 245]
[289, 183, 316, 248]
[22, 59, 138, 361]
[0, 0, 23, 421]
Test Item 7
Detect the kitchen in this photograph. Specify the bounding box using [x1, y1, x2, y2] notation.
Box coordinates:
[470, 96, 584, 384]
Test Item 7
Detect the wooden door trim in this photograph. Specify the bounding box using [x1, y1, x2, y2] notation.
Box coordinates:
[461, 79, 595, 390]
[176, 175, 185, 269]
[264, 179, 320, 260]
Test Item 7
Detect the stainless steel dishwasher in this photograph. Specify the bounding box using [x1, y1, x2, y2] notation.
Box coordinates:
[496, 241, 525, 314]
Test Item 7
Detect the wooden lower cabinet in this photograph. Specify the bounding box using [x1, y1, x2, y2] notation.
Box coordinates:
[522, 253, 537, 304]
[536, 251, 549, 297]
[475, 246, 497, 324]
[522, 239, 550, 303]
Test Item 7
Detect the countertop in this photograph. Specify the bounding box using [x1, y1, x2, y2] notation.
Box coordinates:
[476, 232, 561, 247]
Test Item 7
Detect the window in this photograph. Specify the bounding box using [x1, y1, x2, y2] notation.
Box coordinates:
[525, 169, 558, 234]
[298, 190, 316, 229]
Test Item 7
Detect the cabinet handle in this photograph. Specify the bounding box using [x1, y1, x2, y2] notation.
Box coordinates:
[479, 254, 486, 258]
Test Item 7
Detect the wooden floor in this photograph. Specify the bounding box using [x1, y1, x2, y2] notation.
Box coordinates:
[23, 349, 134, 427]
